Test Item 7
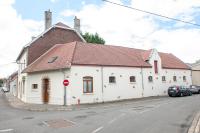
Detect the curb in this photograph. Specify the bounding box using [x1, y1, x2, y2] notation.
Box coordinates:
[188, 112, 200, 133]
[4, 92, 169, 112]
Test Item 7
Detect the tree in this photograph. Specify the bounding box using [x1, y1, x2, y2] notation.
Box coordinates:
[81, 32, 105, 44]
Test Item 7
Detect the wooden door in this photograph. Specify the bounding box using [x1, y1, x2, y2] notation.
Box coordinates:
[43, 78, 49, 103]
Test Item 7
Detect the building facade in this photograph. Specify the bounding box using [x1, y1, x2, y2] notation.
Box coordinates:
[191, 62, 200, 86]
[20, 42, 191, 105]
[16, 20, 85, 100]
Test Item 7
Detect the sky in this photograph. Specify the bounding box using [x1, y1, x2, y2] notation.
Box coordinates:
[0, 0, 200, 77]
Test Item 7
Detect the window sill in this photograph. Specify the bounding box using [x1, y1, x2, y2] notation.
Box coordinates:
[83, 93, 94, 95]
[130, 82, 136, 84]
[109, 83, 116, 85]
[31, 89, 38, 92]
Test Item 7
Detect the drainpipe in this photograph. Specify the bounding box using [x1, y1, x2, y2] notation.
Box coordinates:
[141, 67, 145, 97]
[101, 66, 104, 103]
[61, 69, 67, 106]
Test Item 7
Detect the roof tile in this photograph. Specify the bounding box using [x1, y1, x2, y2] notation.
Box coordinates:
[24, 41, 190, 73]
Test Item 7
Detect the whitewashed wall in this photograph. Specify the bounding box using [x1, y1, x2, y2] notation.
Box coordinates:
[10, 78, 17, 96]
[25, 70, 68, 105]
[68, 66, 103, 105]
[143, 49, 192, 97]
[102, 67, 143, 101]
[23, 49, 192, 105]
[68, 66, 144, 105]
[17, 49, 28, 101]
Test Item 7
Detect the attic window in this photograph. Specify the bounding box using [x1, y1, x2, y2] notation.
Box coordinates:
[48, 56, 58, 63]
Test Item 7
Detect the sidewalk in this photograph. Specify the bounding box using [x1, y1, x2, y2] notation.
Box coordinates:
[4, 92, 167, 112]
[188, 112, 200, 133]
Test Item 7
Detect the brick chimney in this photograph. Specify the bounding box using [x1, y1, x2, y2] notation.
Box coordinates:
[44, 10, 52, 30]
[74, 16, 81, 33]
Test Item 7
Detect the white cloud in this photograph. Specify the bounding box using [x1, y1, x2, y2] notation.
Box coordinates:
[50, 0, 58, 3]
[0, 0, 43, 77]
[60, 0, 200, 63]
[60, 10, 77, 17]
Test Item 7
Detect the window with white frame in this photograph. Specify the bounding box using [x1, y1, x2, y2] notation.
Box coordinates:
[162, 76, 166, 82]
[109, 76, 116, 83]
[148, 76, 153, 82]
[130, 76, 136, 83]
[183, 76, 186, 82]
[173, 76, 177, 82]
[83, 76, 93, 93]
[32, 84, 38, 89]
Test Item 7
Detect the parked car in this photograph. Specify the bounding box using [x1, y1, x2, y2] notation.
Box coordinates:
[1, 86, 9, 93]
[189, 85, 200, 94]
[168, 86, 192, 97]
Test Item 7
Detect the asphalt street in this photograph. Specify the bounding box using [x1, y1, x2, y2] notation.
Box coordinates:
[0, 91, 200, 133]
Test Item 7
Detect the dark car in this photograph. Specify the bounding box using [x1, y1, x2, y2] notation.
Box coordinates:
[168, 86, 192, 97]
[189, 85, 200, 94]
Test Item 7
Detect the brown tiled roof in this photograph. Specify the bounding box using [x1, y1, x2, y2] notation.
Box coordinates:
[24, 41, 190, 73]
[159, 52, 190, 69]
[141, 49, 152, 61]
[24, 42, 76, 73]
[72, 42, 151, 67]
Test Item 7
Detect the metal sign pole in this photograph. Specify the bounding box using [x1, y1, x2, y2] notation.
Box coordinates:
[64, 86, 66, 106]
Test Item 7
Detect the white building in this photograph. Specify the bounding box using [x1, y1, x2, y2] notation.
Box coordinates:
[8, 71, 18, 96]
[19, 41, 191, 105]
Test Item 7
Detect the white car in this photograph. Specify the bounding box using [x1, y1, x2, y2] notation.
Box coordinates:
[1, 87, 9, 92]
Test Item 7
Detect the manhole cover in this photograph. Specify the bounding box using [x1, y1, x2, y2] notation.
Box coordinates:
[44, 119, 74, 128]
[23, 116, 34, 120]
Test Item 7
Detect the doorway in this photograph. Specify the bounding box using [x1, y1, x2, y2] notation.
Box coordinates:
[42, 78, 50, 104]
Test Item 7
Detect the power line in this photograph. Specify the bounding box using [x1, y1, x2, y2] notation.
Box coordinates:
[102, 0, 200, 27]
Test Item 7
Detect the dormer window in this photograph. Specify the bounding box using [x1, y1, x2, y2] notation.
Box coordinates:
[48, 56, 58, 63]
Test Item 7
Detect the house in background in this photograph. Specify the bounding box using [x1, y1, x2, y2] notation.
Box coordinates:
[22, 41, 191, 105]
[190, 61, 200, 86]
[8, 71, 18, 96]
[16, 10, 85, 101]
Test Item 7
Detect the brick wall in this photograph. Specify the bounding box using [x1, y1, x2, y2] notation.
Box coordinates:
[28, 28, 83, 65]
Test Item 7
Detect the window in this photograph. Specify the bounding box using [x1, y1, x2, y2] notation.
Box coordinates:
[154, 60, 158, 74]
[32, 84, 38, 89]
[162, 76, 166, 82]
[183, 76, 186, 82]
[130, 76, 136, 83]
[109, 76, 116, 83]
[173, 76, 177, 82]
[83, 77, 93, 93]
[148, 76, 153, 82]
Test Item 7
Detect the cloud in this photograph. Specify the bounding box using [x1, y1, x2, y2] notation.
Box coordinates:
[60, 0, 200, 63]
[50, 0, 59, 3]
[0, 0, 43, 77]
[60, 10, 77, 17]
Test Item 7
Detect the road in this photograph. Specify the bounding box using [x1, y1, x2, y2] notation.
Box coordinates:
[0, 91, 200, 133]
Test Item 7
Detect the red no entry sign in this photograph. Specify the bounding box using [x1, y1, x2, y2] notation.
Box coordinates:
[63, 79, 69, 86]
